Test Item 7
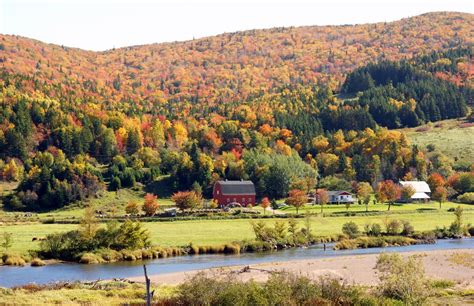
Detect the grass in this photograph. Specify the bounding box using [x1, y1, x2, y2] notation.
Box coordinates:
[448, 252, 474, 269]
[0, 281, 175, 305]
[279, 201, 473, 214]
[398, 118, 474, 164]
[2, 209, 473, 254]
[0, 187, 175, 222]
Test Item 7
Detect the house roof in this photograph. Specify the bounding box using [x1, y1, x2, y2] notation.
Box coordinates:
[411, 192, 430, 199]
[217, 180, 256, 195]
[399, 181, 431, 193]
[327, 190, 352, 196]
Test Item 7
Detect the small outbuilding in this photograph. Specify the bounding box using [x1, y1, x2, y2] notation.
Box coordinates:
[213, 180, 256, 207]
[399, 181, 431, 201]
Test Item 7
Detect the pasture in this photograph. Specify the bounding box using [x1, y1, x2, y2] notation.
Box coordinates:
[2, 207, 472, 255]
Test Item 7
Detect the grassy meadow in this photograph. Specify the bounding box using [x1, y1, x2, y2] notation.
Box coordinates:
[2, 205, 473, 254]
[398, 118, 474, 164]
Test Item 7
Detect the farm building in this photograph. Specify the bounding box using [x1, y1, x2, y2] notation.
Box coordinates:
[327, 191, 355, 204]
[213, 180, 256, 206]
[399, 181, 431, 201]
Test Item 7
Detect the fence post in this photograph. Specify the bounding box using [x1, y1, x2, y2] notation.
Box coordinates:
[143, 264, 154, 306]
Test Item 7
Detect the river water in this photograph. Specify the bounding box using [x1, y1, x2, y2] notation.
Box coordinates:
[1, 238, 473, 288]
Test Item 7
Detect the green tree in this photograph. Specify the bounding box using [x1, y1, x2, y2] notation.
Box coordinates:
[79, 207, 99, 243]
[126, 128, 142, 155]
[1, 232, 13, 252]
[357, 182, 373, 212]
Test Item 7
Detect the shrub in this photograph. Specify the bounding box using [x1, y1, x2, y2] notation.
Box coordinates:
[334, 236, 416, 250]
[376, 253, 430, 305]
[174, 271, 363, 305]
[458, 192, 474, 204]
[468, 226, 474, 236]
[30, 258, 46, 267]
[141, 249, 153, 259]
[189, 243, 200, 255]
[95, 249, 123, 262]
[364, 223, 382, 236]
[401, 220, 415, 236]
[223, 243, 240, 254]
[2, 254, 26, 266]
[342, 222, 359, 238]
[333, 239, 358, 250]
[121, 249, 138, 261]
[385, 219, 401, 235]
[78, 253, 104, 264]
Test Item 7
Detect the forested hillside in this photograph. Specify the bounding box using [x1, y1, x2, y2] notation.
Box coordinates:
[0, 12, 473, 211]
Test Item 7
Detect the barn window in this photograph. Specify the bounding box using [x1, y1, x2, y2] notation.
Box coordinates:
[217, 190, 219, 195]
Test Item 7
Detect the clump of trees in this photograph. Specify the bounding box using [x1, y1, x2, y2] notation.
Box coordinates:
[5, 151, 104, 210]
[250, 218, 315, 249]
[39, 209, 150, 260]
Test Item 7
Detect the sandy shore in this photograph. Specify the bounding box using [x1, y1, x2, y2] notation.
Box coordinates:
[129, 248, 474, 288]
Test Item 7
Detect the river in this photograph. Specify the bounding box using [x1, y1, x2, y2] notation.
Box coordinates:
[1, 238, 473, 288]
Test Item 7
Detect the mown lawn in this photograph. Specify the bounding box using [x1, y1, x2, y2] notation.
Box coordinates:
[2, 209, 473, 254]
[278, 201, 473, 214]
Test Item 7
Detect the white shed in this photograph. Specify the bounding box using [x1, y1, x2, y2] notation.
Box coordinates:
[399, 181, 431, 200]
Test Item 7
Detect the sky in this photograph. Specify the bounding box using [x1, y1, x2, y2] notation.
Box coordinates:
[1, 0, 472, 51]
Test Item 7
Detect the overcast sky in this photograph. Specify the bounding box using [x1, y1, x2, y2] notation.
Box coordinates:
[1, 0, 472, 51]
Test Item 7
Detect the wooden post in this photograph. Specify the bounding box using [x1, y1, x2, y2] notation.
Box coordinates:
[143, 264, 154, 306]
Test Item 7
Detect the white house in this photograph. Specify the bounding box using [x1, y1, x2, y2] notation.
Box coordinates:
[399, 181, 431, 201]
[327, 191, 355, 204]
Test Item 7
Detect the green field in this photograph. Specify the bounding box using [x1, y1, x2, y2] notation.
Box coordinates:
[2, 207, 473, 254]
[399, 118, 474, 164]
[279, 201, 472, 214]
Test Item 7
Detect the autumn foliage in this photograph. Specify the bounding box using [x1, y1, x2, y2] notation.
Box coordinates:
[142, 193, 159, 216]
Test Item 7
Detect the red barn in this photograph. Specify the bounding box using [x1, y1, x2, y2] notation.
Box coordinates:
[213, 180, 256, 207]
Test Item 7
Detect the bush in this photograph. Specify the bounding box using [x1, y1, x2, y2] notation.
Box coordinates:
[141, 249, 153, 259]
[2, 253, 26, 266]
[401, 220, 415, 236]
[223, 243, 240, 254]
[376, 253, 430, 305]
[79, 253, 104, 264]
[333, 236, 416, 250]
[95, 249, 123, 262]
[364, 223, 382, 236]
[342, 222, 360, 238]
[385, 219, 401, 235]
[468, 226, 474, 236]
[121, 249, 143, 261]
[457, 192, 474, 204]
[30, 258, 46, 267]
[174, 272, 364, 305]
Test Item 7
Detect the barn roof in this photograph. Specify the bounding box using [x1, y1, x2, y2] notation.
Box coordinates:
[217, 180, 256, 195]
[399, 181, 431, 193]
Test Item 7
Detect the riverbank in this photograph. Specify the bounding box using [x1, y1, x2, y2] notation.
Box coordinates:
[129, 248, 474, 288]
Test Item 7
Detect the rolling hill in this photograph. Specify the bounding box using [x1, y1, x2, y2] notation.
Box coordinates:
[0, 12, 473, 211]
[0, 11, 472, 112]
